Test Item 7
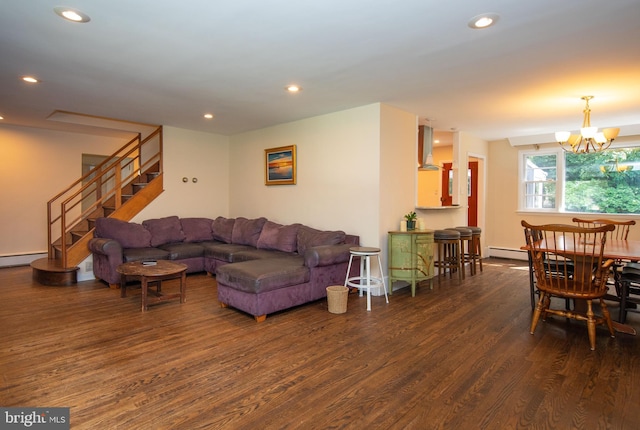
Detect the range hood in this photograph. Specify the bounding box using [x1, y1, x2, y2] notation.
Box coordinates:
[419, 125, 439, 171]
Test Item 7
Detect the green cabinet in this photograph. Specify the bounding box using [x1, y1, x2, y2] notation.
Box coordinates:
[388, 230, 434, 296]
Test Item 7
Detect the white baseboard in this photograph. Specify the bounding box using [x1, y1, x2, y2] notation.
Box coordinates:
[0, 253, 96, 282]
[0, 253, 47, 268]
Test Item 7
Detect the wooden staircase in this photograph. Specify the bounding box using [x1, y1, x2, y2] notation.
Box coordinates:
[31, 126, 164, 285]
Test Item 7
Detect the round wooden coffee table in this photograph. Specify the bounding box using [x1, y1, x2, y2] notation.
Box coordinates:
[116, 260, 188, 312]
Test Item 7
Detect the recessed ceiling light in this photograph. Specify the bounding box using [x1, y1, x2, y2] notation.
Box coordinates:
[468, 13, 499, 29]
[53, 6, 91, 23]
[204, 113, 214, 119]
[0, 115, 4, 120]
[22, 76, 39, 83]
[285, 85, 302, 93]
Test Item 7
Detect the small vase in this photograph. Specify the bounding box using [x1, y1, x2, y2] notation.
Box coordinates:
[406, 220, 416, 231]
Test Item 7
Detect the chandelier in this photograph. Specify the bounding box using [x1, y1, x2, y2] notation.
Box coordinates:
[555, 96, 620, 153]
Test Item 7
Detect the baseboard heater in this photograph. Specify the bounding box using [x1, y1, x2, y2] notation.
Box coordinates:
[487, 247, 528, 261]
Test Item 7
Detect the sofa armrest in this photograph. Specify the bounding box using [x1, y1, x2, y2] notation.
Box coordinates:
[304, 243, 353, 268]
[88, 238, 123, 258]
[88, 238, 124, 285]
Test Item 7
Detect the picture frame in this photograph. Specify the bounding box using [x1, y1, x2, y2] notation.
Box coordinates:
[265, 145, 296, 185]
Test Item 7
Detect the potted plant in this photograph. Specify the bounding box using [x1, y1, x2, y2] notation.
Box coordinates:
[404, 211, 417, 231]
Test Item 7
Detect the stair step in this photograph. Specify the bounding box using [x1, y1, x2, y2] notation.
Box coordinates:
[146, 172, 160, 181]
[70, 231, 88, 243]
[87, 218, 96, 230]
[122, 194, 134, 203]
[132, 183, 148, 193]
[103, 206, 116, 216]
[31, 258, 78, 286]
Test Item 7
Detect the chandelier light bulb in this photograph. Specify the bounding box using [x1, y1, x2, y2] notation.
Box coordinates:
[555, 131, 570, 143]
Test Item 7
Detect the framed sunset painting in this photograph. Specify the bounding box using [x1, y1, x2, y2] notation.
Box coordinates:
[265, 145, 296, 185]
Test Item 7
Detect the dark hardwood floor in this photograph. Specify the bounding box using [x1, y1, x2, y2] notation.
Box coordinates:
[1, 259, 639, 429]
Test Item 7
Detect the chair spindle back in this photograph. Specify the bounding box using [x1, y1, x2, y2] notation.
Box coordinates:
[522, 221, 614, 297]
[572, 217, 635, 240]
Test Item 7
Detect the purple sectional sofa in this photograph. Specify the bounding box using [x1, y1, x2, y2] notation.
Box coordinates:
[88, 215, 359, 321]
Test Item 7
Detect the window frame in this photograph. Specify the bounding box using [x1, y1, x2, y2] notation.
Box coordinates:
[519, 147, 564, 212]
[519, 140, 640, 214]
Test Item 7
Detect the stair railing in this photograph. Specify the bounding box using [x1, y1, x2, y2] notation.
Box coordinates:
[47, 126, 163, 267]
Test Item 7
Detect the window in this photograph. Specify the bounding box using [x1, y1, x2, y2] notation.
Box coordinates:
[520, 145, 640, 214]
[523, 153, 557, 210]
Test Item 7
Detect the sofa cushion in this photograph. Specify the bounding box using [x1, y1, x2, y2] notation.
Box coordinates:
[304, 243, 353, 268]
[232, 217, 267, 247]
[256, 221, 300, 253]
[180, 217, 214, 242]
[296, 226, 346, 255]
[201, 242, 255, 263]
[212, 217, 235, 243]
[232, 248, 294, 262]
[215, 257, 308, 294]
[95, 217, 152, 248]
[122, 247, 171, 263]
[159, 242, 206, 260]
[143, 216, 186, 247]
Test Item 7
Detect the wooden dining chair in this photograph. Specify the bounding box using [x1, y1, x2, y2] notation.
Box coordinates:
[572, 217, 636, 240]
[618, 262, 640, 323]
[522, 220, 616, 350]
[523, 225, 573, 311]
[523, 226, 540, 310]
[573, 217, 637, 301]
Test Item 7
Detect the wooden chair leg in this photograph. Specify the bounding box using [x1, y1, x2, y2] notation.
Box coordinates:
[600, 298, 615, 338]
[530, 293, 546, 334]
[586, 300, 597, 350]
[619, 280, 629, 323]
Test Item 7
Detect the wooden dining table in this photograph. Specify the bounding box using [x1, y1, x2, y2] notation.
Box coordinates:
[523, 237, 640, 336]
[595, 239, 640, 262]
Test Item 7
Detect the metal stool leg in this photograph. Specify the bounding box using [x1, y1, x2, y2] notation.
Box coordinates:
[375, 253, 389, 304]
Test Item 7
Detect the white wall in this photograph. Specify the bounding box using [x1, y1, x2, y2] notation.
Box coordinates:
[0, 125, 127, 260]
[131, 126, 230, 222]
[228, 103, 384, 247]
[379, 103, 417, 264]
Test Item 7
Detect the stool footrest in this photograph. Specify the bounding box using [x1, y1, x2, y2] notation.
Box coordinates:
[346, 276, 384, 289]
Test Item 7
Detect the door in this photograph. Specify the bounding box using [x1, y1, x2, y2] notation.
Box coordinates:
[468, 161, 478, 226]
[441, 163, 453, 206]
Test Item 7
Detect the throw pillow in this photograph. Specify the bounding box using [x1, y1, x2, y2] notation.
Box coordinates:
[297, 226, 346, 255]
[231, 217, 267, 247]
[212, 217, 235, 243]
[256, 221, 301, 253]
[94, 217, 152, 248]
[180, 217, 214, 242]
[142, 216, 186, 247]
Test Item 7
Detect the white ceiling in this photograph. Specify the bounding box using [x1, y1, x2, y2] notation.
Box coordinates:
[1, 0, 639, 141]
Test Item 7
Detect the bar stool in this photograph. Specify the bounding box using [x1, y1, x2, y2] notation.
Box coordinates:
[447, 227, 474, 278]
[458, 226, 483, 274]
[433, 230, 462, 282]
[344, 246, 388, 311]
